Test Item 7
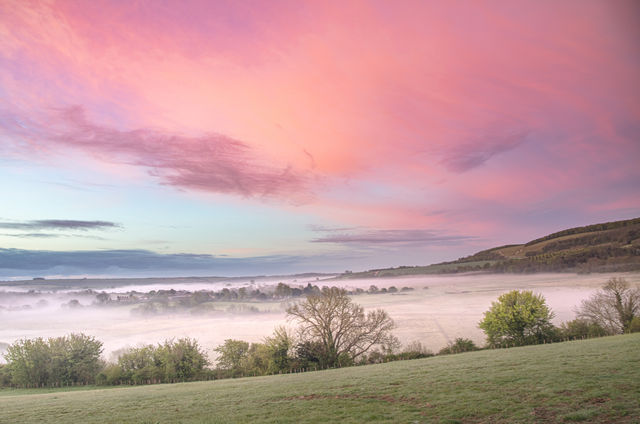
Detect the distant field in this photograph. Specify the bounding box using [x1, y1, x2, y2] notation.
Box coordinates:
[1, 334, 639, 423]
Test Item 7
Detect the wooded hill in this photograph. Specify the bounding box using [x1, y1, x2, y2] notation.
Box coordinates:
[340, 217, 640, 278]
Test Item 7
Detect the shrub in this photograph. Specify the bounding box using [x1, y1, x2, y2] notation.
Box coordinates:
[560, 319, 608, 340]
[438, 338, 479, 355]
[0, 364, 12, 387]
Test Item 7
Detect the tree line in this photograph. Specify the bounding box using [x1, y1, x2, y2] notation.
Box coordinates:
[92, 282, 415, 316]
[1, 278, 638, 388]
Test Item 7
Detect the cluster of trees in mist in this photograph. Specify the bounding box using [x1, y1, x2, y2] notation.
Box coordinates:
[97, 282, 413, 316]
[1, 278, 638, 388]
[1, 281, 417, 316]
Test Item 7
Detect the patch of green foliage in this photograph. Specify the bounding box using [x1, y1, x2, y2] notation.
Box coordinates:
[0, 334, 638, 423]
[97, 338, 210, 385]
[438, 338, 479, 355]
[479, 290, 556, 347]
[4, 334, 102, 388]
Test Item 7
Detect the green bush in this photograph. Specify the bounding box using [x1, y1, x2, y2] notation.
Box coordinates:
[0, 364, 12, 387]
[4, 333, 102, 388]
[560, 319, 608, 340]
[479, 290, 556, 347]
[95, 364, 123, 385]
[439, 338, 480, 355]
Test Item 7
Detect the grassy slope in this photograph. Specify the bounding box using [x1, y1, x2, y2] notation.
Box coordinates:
[1, 334, 639, 424]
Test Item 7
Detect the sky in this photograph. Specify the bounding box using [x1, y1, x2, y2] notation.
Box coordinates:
[0, 0, 639, 279]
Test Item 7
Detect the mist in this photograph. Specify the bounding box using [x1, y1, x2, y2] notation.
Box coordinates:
[1, 272, 637, 363]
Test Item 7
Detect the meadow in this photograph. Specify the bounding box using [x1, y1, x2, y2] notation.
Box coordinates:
[1, 333, 639, 423]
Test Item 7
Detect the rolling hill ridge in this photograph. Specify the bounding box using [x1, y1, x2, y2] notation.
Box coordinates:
[341, 217, 640, 278]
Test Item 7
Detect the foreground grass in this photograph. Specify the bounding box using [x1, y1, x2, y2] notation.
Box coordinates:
[1, 334, 639, 423]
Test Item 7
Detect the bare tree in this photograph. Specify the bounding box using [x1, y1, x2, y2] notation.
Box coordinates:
[577, 278, 640, 334]
[286, 287, 397, 366]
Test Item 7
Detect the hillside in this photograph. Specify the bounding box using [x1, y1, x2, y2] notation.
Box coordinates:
[340, 217, 640, 279]
[1, 334, 639, 423]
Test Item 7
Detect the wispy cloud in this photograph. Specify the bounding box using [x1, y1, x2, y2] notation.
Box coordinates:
[0, 233, 60, 238]
[311, 228, 474, 245]
[440, 130, 528, 173]
[307, 224, 359, 233]
[1, 106, 311, 201]
[0, 219, 120, 231]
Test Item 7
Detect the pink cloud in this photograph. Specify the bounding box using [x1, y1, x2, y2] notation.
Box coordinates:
[1, 0, 638, 242]
[1, 106, 310, 201]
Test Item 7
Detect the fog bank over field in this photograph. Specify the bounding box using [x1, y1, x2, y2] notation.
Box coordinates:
[1, 272, 638, 362]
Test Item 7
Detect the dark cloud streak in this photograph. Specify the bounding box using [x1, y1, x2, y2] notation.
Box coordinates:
[0, 220, 120, 231]
[0, 233, 60, 238]
[0, 248, 355, 278]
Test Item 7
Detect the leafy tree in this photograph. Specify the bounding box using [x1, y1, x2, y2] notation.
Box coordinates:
[263, 326, 294, 373]
[0, 364, 12, 387]
[55, 333, 103, 384]
[4, 338, 50, 387]
[479, 290, 556, 347]
[212, 328, 295, 377]
[4, 333, 102, 387]
[559, 319, 607, 340]
[117, 345, 156, 383]
[576, 278, 640, 334]
[294, 340, 329, 368]
[95, 363, 122, 385]
[286, 287, 397, 367]
[214, 339, 250, 377]
[154, 338, 209, 381]
[243, 343, 271, 375]
[103, 338, 209, 385]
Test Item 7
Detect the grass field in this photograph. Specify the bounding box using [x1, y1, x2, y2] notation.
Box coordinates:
[1, 334, 639, 423]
